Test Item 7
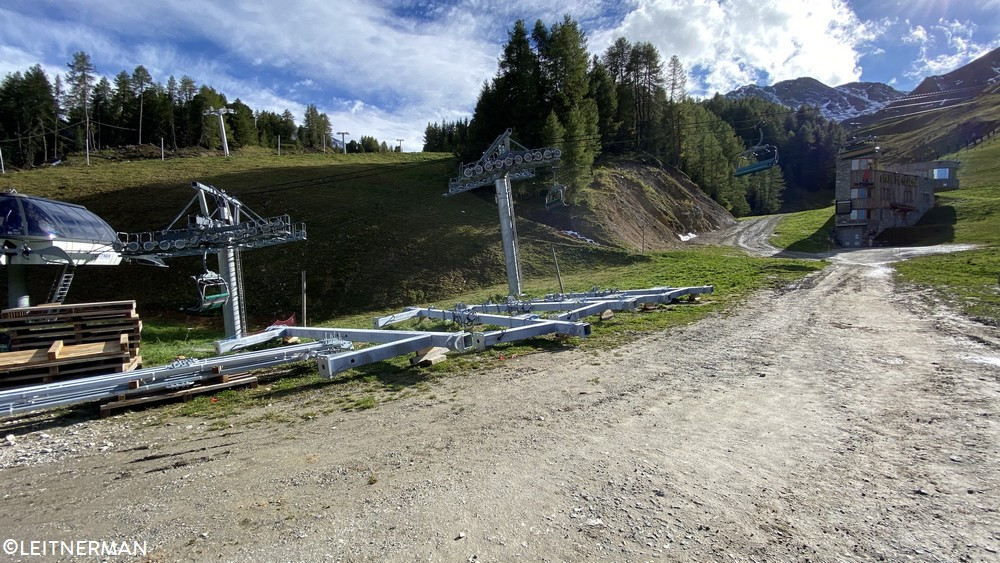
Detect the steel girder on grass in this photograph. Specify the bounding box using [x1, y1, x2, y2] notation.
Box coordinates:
[0, 285, 712, 418]
[0, 338, 351, 417]
[373, 307, 591, 349]
[217, 325, 476, 378]
[375, 285, 713, 330]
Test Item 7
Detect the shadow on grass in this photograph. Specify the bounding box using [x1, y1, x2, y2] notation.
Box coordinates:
[878, 205, 957, 246]
[785, 214, 835, 254]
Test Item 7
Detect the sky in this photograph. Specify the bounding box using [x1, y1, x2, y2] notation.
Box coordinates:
[1, 0, 997, 151]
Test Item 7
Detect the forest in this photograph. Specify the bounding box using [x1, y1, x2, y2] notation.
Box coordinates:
[0, 15, 847, 217]
[423, 17, 845, 215]
[0, 53, 397, 170]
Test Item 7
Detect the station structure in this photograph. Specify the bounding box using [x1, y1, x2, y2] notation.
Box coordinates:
[833, 137, 960, 247]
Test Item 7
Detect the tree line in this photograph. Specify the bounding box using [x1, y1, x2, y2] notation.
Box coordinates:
[423, 16, 846, 216]
[0, 52, 397, 168]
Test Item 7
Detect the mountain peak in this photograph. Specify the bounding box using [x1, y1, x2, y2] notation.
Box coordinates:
[725, 78, 905, 122]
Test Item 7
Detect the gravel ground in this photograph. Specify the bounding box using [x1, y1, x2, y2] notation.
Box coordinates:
[1, 220, 998, 561]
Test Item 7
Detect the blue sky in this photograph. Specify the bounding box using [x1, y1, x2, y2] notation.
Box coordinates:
[1, 0, 997, 150]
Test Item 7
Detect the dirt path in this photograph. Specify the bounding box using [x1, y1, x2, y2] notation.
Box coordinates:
[2, 220, 999, 561]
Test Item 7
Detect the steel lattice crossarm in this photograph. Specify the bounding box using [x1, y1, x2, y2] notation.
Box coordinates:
[117, 182, 306, 260]
[446, 128, 562, 196]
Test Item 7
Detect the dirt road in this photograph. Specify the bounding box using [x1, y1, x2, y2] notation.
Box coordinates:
[1, 219, 998, 561]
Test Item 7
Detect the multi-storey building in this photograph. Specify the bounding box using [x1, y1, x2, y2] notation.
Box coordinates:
[833, 138, 960, 247]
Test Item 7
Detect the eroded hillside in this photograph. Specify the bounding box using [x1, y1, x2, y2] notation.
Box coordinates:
[526, 160, 736, 251]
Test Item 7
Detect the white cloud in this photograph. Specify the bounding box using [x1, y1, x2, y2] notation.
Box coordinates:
[904, 18, 1000, 80]
[903, 24, 929, 45]
[6, 0, 993, 150]
[590, 0, 878, 95]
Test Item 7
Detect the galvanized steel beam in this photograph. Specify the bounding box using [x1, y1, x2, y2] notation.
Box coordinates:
[0, 338, 351, 417]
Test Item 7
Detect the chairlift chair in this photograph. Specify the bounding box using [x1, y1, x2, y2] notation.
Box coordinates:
[545, 183, 568, 210]
[733, 122, 779, 177]
[185, 253, 230, 313]
[186, 269, 230, 313]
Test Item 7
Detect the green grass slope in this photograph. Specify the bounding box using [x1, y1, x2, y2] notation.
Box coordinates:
[860, 90, 1000, 163]
[2, 148, 821, 333]
[892, 139, 1000, 324]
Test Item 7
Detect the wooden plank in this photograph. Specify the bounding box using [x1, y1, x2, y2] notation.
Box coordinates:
[0, 341, 129, 370]
[7, 325, 141, 351]
[47, 340, 64, 360]
[1, 300, 137, 319]
[410, 346, 449, 367]
[0, 348, 50, 367]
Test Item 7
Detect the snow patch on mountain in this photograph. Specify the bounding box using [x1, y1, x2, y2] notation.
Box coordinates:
[725, 78, 905, 122]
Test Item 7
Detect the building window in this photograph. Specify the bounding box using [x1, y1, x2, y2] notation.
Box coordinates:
[933, 168, 950, 180]
[850, 209, 867, 221]
[852, 158, 875, 183]
[851, 187, 868, 199]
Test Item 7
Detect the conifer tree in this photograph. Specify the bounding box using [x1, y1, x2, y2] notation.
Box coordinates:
[65, 51, 96, 156]
[131, 65, 152, 144]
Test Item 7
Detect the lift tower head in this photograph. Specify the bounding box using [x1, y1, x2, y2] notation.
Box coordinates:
[445, 129, 561, 297]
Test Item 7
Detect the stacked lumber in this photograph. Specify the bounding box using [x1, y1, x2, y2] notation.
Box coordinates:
[0, 301, 142, 387]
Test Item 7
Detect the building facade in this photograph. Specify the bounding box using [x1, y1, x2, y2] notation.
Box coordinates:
[833, 139, 959, 247]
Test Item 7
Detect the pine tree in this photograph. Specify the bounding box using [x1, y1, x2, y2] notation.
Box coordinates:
[52, 75, 63, 159]
[131, 65, 153, 145]
[90, 77, 113, 150]
[229, 99, 257, 148]
[541, 110, 565, 149]
[111, 71, 134, 146]
[588, 56, 619, 150]
[65, 51, 96, 158]
[166, 76, 178, 149]
[665, 55, 687, 164]
[496, 20, 543, 144]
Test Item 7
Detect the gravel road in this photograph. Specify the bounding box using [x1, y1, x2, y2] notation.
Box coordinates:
[1, 218, 998, 561]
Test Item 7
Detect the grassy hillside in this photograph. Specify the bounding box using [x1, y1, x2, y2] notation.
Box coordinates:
[1, 147, 825, 338]
[892, 139, 1000, 323]
[860, 91, 1000, 164]
[2, 148, 637, 323]
[1, 148, 830, 416]
[770, 206, 835, 253]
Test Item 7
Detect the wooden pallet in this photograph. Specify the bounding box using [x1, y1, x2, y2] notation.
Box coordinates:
[0, 335, 141, 387]
[99, 374, 258, 417]
[1, 300, 138, 320]
[0, 300, 141, 354]
[4, 322, 142, 352]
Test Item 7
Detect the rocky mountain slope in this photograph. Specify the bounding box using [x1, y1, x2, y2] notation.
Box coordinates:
[726, 77, 904, 122]
[725, 46, 1000, 125]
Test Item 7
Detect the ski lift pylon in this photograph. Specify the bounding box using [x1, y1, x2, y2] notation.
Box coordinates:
[733, 121, 778, 177]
